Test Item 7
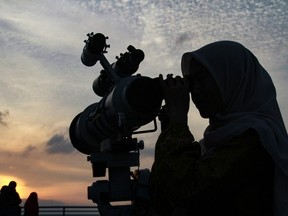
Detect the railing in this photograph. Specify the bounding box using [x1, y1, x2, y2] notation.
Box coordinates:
[20, 206, 100, 216]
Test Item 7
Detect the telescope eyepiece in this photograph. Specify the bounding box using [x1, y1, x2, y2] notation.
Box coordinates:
[81, 33, 109, 67]
[127, 45, 145, 65]
[86, 33, 107, 54]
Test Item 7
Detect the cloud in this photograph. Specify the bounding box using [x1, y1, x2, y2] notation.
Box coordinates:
[79, 0, 288, 65]
[45, 133, 75, 154]
[0, 147, 93, 204]
[22, 145, 38, 156]
[175, 33, 191, 46]
[0, 110, 9, 127]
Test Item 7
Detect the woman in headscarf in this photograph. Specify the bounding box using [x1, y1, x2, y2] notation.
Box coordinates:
[23, 192, 39, 216]
[149, 41, 288, 216]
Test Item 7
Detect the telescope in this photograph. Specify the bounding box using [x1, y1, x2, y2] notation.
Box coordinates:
[69, 33, 162, 215]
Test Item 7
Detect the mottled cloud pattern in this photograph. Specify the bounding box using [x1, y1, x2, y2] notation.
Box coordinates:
[76, 0, 288, 65]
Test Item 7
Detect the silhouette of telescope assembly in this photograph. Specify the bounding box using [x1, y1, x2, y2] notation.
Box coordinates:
[69, 32, 163, 216]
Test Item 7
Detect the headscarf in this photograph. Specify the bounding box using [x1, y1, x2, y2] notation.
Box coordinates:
[24, 192, 39, 216]
[181, 41, 288, 216]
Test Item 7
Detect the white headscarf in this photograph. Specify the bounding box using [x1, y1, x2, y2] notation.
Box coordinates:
[181, 41, 288, 216]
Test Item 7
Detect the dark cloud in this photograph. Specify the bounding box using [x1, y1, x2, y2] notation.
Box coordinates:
[22, 145, 38, 156]
[46, 133, 74, 154]
[0, 110, 9, 127]
[175, 33, 191, 46]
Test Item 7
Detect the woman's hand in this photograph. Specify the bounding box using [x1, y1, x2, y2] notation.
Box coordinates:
[159, 74, 190, 125]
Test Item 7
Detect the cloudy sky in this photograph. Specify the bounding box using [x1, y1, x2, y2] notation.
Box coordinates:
[0, 0, 287, 206]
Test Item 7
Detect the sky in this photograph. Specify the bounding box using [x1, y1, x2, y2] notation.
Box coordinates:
[0, 0, 287, 206]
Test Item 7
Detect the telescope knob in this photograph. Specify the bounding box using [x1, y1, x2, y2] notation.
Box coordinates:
[138, 140, 144, 150]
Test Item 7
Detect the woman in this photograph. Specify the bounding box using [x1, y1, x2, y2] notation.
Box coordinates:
[149, 41, 288, 216]
[24, 192, 39, 216]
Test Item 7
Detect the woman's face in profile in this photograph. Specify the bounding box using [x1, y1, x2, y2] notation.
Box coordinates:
[188, 60, 223, 118]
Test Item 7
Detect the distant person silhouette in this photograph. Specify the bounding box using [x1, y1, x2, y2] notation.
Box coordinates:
[8, 181, 22, 216]
[149, 41, 288, 216]
[0, 181, 22, 216]
[0, 185, 10, 215]
[24, 192, 39, 216]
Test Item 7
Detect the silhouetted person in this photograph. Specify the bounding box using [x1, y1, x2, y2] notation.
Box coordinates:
[8, 181, 22, 216]
[149, 41, 288, 216]
[0, 181, 22, 216]
[0, 185, 10, 215]
[24, 192, 39, 216]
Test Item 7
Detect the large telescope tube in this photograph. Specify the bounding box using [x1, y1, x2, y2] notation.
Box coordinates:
[69, 75, 162, 154]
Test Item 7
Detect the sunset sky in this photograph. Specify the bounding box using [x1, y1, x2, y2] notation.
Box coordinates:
[0, 0, 287, 206]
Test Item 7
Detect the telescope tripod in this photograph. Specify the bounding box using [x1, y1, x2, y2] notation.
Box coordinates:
[87, 137, 151, 216]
